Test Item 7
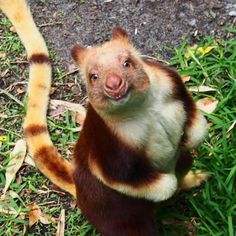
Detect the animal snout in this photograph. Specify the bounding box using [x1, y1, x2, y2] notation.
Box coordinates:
[104, 74, 124, 92]
[104, 74, 128, 100]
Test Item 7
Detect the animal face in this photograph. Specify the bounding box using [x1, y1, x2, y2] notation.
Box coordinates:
[71, 28, 150, 115]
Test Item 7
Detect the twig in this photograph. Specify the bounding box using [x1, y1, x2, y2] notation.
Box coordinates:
[79, 96, 88, 105]
[0, 88, 24, 107]
[11, 60, 28, 64]
[141, 55, 169, 64]
[0, 127, 21, 138]
[58, 68, 79, 80]
[39, 22, 63, 28]
[1, 81, 27, 93]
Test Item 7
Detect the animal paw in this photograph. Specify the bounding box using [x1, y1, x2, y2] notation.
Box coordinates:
[180, 170, 208, 190]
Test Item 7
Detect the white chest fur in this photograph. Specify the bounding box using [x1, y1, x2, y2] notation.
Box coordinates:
[113, 80, 186, 172]
[146, 100, 185, 171]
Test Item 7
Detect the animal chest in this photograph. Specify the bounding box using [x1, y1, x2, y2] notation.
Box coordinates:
[116, 99, 186, 172]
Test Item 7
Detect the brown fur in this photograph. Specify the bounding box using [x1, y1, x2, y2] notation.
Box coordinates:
[74, 105, 158, 235]
[35, 146, 74, 184]
[112, 27, 129, 40]
[29, 53, 51, 64]
[37, 83, 48, 89]
[175, 150, 193, 181]
[81, 105, 161, 187]
[24, 124, 47, 136]
[143, 59, 197, 146]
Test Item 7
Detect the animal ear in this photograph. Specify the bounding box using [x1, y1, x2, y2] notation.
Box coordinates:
[71, 44, 87, 64]
[112, 27, 129, 40]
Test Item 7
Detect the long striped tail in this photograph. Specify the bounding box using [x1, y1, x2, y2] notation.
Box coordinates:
[0, 0, 76, 197]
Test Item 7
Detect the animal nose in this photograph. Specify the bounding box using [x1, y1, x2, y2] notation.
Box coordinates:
[105, 74, 123, 91]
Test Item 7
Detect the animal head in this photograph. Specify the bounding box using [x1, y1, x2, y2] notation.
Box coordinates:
[71, 28, 150, 116]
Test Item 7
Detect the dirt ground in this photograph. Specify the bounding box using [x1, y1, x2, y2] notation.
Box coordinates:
[28, 0, 236, 70]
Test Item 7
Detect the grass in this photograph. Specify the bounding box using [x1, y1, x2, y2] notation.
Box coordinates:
[0, 13, 236, 236]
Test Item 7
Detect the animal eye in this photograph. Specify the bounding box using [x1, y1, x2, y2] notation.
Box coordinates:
[123, 60, 130, 68]
[90, 74, 98, 81]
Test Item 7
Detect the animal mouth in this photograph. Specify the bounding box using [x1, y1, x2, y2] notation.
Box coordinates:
[104, 81, 130, 101]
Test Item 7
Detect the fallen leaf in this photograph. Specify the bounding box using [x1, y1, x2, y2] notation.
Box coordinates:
[67, 64, 78, 74]
[71, 127, 82, 132]
[9, 25, 16, 32]
[22, 220, 27, 235]
[48, 105, 65, 118]
[0, 136, 7, 142]
[49, 99, 86, 119]
[16, 174, 23, 184]
[196, 97, 218, 113]
[184, 45, 197, 59]
[70, 200, 77, 209]
[28, 203, 50, 227]
[24, 154, 35, 167]
[0, 205, 18, 215]
[0, 52, 6, 59]
[4, 139, 27, 193]
[0, 113, 8, 119]
[0, 193, 20, 214]
[16, 87, 25, 95]
[184, 45, 215, 59]
[215, 39, 222, 45]
[184, 51, 191, 59]
[227, 120, 236, 133]
[75, 112, 85, 125]
[1, 68, 9, 77]
[50, 86, 56, 95]
[226, 120, 236, 138]
[37, 184, 66, 195]
[4, 190, 19, 199]
[53, 12, 58, 18]
[28, 203, 41, 227]
[181, 75, 191, 83]
[66, 83, 75, 88]
[202, 46, 215, 55]
[189, 85, 216, 92]
[56, 209, 65, 236]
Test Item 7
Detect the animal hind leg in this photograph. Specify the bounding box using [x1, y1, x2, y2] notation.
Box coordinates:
[180, 169, 208, 190]
[176, 150, 207, 190]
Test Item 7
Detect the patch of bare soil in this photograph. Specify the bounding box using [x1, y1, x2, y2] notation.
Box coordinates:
[28, 0, 236, 69]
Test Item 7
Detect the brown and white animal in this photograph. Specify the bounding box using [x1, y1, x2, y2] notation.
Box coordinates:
[0, 0, 207, 235]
